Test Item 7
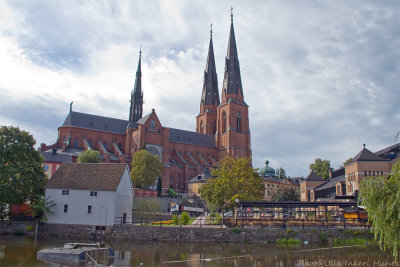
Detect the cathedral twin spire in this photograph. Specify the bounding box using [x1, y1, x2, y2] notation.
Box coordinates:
[130, 13, 244, 123]
[201, 12, 244, 113]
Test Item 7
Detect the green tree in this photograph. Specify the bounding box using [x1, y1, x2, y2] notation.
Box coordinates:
[359, 161, 400, 259]
[0, 126, 47, 218]
[77, 149, 101, 163]
[199, 156, 263, 208]
[133, 198, 162, 219]
[275, 167, 287, 178]
[271, 188, 300, 201]
[341, 157, 353, 168]
[130, 150, 164, 189]
[181, 211, 190, 225]
[28, 196, 55, 239]
[309, 158, 333, 180]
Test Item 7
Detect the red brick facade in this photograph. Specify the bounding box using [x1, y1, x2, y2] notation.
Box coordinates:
[40, 18, 251, 193]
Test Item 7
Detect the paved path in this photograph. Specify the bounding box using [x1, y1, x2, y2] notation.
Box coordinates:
[185, 215, 227, 228]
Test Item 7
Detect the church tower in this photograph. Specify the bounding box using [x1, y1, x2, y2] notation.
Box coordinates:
[216, 13, 251, 160]
[196, 26, 220, 135]
[129, 50, 143, 123]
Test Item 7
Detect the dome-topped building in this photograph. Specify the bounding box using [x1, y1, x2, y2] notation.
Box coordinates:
[260, 160, 275, 177]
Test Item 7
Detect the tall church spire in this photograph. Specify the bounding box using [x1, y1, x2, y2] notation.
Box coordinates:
[129, 50, 143, 122]
[200, 23, 219, 113]
[221, 12, 244, 104]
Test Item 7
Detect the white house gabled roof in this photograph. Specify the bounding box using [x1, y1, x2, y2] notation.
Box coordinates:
[46, 163, 129, 191]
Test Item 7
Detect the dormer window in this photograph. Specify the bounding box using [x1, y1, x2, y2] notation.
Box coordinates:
[150, 120, 156, 131]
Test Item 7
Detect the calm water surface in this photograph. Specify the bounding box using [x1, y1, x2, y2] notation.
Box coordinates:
[0, 235, 397, 267]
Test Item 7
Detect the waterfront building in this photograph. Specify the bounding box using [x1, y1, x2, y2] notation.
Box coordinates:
[45, 163, 133, 226]
[301, 143, 400, 202]
[39, 14, 251, 194]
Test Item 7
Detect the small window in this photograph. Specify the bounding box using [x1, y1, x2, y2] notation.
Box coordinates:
[90, 191, 97, 197]
[64, 204, 68, 213]
[62, 190, 69, 195]
[88, 205, 92, 214]
[43, 164, 48, 171]
[150, 120, 156, 131]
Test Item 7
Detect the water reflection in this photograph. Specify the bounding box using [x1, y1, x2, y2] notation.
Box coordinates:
[0, 236, 397, 267]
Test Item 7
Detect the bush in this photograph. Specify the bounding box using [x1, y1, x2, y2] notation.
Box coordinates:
[172, 214, 179, 225]
[26, 225, 34, 232]
[181, 211, 190, 225]
[318, 231, 329, 242]
[276, 238, 300, 247]
[231, 227, 241, 233]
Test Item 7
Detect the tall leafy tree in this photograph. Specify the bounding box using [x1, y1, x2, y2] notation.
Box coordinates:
[275, 167, 287, 178]
[271, 188, 300, 201]
[130, 150, 163, 189]
[199, 156, 263, 208]
[359, 161, 400, 259]
[309, 158, 333, 180]
[77, 150, 101, 163]
[0, 126, 47, 217]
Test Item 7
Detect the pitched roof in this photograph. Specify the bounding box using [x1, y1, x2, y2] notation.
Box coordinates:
[314, 175, 345, 192]
[168, 128, 216, 148]
[305, 172, 324, 181]
[41, 151, 73, 163]
[62, 111, 128, 134]
[137, 113, 152, 124]
[375, 143, 400, 157]
[46, 163, 128, 191]
[349, 146, 385, 164]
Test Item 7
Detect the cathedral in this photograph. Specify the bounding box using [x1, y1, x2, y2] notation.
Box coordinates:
[40, 15, 251, 193]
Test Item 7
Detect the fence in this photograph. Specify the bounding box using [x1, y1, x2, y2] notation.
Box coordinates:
[113, 214, 370, 229]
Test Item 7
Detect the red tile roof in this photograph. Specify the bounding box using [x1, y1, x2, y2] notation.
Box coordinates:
[46, 163, 128, 191]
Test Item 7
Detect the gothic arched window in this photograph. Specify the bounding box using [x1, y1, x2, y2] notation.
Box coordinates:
[150, 120, 156, 131]
[237, 112, 242, 133]
[212, 120, 217, 135]
[222, 112, 227, 133]
[200, 121, 204, 133]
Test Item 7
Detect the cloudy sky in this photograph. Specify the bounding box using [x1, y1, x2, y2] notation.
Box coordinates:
[1, 0, 399, 177]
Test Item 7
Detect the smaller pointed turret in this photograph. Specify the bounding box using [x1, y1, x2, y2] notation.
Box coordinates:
[129, 50, 143, 123]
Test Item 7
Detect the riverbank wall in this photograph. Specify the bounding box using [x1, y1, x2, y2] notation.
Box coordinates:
[0, 221, 373, 243]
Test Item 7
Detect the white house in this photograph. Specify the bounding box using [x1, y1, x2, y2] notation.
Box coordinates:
[45, 163, 133, 226]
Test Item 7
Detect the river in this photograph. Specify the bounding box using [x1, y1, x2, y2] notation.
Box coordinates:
[0, 235, 397, 267]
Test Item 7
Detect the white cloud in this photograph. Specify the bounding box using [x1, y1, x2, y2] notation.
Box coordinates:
[1, 0, 399, 177]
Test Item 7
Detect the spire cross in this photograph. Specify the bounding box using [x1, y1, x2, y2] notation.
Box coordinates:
[210, 23, 213, 37]
[230, 6, 234, 21]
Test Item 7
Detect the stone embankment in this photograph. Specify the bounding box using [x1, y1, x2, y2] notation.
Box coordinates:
[1, 221, 373, 243]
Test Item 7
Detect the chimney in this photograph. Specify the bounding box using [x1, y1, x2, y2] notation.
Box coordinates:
[52, 149, 57, 155]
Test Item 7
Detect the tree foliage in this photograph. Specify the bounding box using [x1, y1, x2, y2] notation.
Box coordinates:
[0, 126, 47, 217]
[271, 187, 300, 201]
[77, 149, 101, 163]
[133, 197, 162, 219]
[341, 157, 353, 167]
[29, 195, 56, 222]
[309, 158, 333, 180]
[359, 161, 400, 259]
[199, 156, 263, 208]
[275, 167, 287, 178]
[130, 150, 163, 189]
